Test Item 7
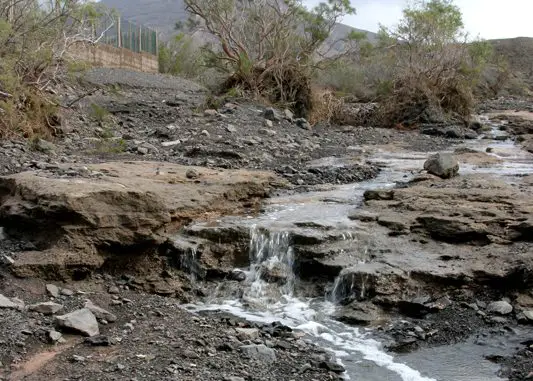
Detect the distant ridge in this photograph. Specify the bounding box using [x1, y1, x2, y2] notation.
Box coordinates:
[99, 0, 378, 43]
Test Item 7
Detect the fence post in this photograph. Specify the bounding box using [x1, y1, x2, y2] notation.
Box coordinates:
[117, 16, 121, 48]
[139, 25, 142, 53]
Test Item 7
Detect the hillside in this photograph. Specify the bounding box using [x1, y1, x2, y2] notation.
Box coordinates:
[99, 0, 378, 43]
[490, 37, 533, 91]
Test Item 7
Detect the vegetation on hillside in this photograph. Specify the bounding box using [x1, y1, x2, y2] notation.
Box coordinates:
[0, 0, 114, 138]
[178, 0, 365, 118]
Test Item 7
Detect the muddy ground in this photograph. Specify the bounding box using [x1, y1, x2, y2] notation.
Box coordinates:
[0, 68, 532, 380]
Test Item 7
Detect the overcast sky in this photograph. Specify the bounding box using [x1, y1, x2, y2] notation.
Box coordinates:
[304, 0, 533, 39]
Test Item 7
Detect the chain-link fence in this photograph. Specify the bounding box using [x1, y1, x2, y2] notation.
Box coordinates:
[94, 14, 158, 56]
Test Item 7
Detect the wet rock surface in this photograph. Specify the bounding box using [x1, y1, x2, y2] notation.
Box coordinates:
[0, 69, 532, 380]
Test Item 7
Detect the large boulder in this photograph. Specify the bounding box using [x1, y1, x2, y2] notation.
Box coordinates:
[55, 308, 99, 337]
[423, 153, 459, 179]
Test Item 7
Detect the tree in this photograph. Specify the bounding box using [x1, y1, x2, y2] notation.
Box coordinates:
[376, 0, 492, 126]
[0, 0, 116, 138]
[183, 0, 360, 117]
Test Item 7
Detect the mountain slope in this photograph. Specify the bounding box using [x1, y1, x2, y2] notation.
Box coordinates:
[99, 0, 378, 42]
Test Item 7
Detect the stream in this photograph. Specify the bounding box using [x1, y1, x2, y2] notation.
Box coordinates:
[183, 119, 533, 381]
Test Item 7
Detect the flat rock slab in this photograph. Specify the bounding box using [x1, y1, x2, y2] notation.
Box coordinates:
[0, 162, 280, 279]
[29, 302, 63, 315]
[0, 294, 17, 309]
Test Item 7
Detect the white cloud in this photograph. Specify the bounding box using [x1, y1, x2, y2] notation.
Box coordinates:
[304, 0, 533, 39]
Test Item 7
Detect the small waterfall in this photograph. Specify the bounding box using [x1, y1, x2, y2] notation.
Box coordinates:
[244, 225, 296, 303]
[179, 247, 199, 288]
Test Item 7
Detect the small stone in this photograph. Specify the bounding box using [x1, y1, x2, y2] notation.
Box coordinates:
[264, 120, 273, 128]
[34, 138, 56, 153]
[29, 302, 63, 315]
[137, 146, 149, 155]
[84, 300, 117, 322]
[182, 349, 199, 359]
[46, 284, 60, 298]
[423, 153, 459, 179]
[236, 328, 260, 341]
[320, 361, 345, 373]
[85, 335, 111, 346]
[186, 169, 199, 179]
[200, 130, 210, 137]
[487, 301, 513, 315]
[55, 308, 99, 337]
[229, 269, 247, 282]
[48, 330, 63, 343]
[239, 344, 276, 363]
[226, 124, 237, 133]
[520, 310, 533, 323]
[161, 140, 181, 147]
[61, 288, 74, 296]
[0, 294, 17, 309]
[71, 355, 85, 362]
[204, 109, 218, 117]
[294, 118, 311, 130]
[284, 109, 294, 121]
[263, 108, 279, 121]
[108, 286, 120, 294]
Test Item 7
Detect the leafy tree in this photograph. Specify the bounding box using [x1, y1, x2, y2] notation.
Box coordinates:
[376, 0, 492, 126]
[0, 0, 116, 137]
[158, 33, 204, 78]
[183, 0, 361, 117]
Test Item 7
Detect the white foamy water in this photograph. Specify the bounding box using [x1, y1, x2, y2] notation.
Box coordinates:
[185, 226, 436, 381]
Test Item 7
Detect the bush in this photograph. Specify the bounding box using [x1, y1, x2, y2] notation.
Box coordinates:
[183, 0, 361, 118]
[373, 0, 492, 127]
[158, 33, 205, 78]
[0, 0, 114, 138]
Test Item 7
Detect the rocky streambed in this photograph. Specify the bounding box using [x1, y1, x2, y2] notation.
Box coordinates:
[0, 69, 532, 380]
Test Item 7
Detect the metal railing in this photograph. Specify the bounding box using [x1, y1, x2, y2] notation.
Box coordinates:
[95, 14, 158, 56]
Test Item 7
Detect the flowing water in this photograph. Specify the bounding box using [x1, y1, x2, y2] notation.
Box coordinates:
[184, 120, 533, 381]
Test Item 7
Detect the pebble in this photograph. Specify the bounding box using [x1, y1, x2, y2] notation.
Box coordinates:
[29, 302, 63, 315]
[45, 284, 60, 298]
[487, 301, 513, 315]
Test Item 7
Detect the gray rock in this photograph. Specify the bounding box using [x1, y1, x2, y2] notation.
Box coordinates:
[29, 302, 63, 315]
[240, 344, 276, 363]
[284, 109, 294, 121]
[48, 329, 63, 342]
[55, 308, 100, 337]
[464, 130, 478, 139]
[295, 118, 311, 130]
[0, 294, 17, 309]
[423, 153, 459, 179]
[444, 127, 463, 139]
[161, 140, 181, 147]
[84, 300, 117, 323]
[264, 120, 274, 128]
[46, 284, 60, 298]
[522, 310, 533, 322]
[35, 138, 56, 153]
[186, 169, 199, 179]
[137, 146, 149, 155]
[236, 328, 260, 341]
[204, 109, 218, 117]
[226, 124, 237, 133]
[200, 129, 210, 137]
[61, 288, 74, 296]
[108, 286, 120, 294]
[263, 108, 279, 121]
[487, 301, 513, 315]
